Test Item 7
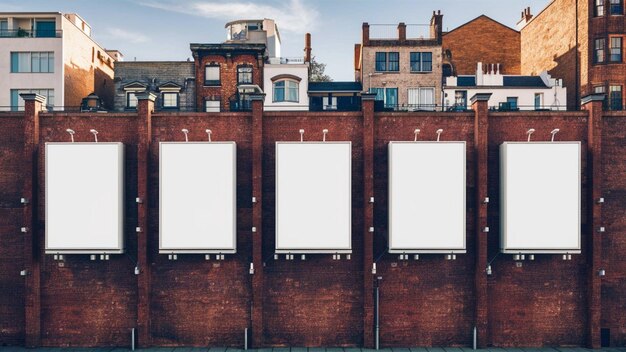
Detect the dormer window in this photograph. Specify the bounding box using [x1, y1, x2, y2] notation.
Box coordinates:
[122, 81, 147, 110]
[158, 82, 182, 110]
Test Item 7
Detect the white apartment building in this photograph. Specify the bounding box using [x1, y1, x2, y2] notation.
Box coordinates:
[0, 12, 119, 111]
[444, 62, 567, 111]
[224, 19, 310, 111]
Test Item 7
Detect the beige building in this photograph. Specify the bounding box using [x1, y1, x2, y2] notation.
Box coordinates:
[0, 12, 119, 111]
[355, 11, 444, 110]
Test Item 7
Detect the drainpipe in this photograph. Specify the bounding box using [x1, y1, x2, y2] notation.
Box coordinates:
[375, 282, 380, 350]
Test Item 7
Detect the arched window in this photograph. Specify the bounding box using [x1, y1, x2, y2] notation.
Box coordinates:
[273, 80, 299, 102]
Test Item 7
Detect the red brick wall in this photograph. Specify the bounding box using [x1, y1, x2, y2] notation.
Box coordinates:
[443, 16, 521, 75]
[261, 112, 364, 347]
[0, 115, 26, 345]
[486, 113, 590, 346]
[600, 113, 626, 346]
[195, 54, 262, 112]
[0, 105, 625, 348]
[373, 113, 477, 346]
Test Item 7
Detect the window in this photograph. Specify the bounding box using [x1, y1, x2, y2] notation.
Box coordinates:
[408, 87, 435, 110]
[162, 92, 179, 109]
[507, 97, 519, 110]
[596, 0, 605, 16]
[0, 20, 7, 37]
[454, 90, 467, 110]
[610, 37, 622, 62]
[610, 0, 623, 14]
[205, 100, 220, 112]
[410, 52, 433, 72]
[204, 65, 220, 86]
[375, 52, 399, 72]
[10, 89, 54, 111]
[273, 80, 299, 102]
[534, 93, 543, 110]
[595, 39, 606, 63]
[237, 65, 253, 84]
[594, 85, 606, 94]
[610, 85, 622, 110]
[126, 92, 138, 109]
[10, 52, 54, 73]
[369, 87, 397, 108]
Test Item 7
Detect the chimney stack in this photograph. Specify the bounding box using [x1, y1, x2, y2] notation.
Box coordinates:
[430, 10, 443, 44]
[362, 22, 370, 46]
[398, 22, 406, 43]
[304, 33, 312, 63]
[516, 7, 534, 30]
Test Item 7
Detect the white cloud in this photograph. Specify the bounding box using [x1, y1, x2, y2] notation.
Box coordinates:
[138, 0, 318, 33]
[105, 28, 150, 44]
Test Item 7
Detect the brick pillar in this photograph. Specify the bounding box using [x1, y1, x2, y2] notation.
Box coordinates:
[136, 92, 156, 347]
[250, 93, 265, 348]
[21, 93, 44, 347]
[362, 22, 370, 46]
[581, 94, 604, 349]
[362, 93, 376, 348]
[471, 93, 491, 348]
[397, 22, 406, 43]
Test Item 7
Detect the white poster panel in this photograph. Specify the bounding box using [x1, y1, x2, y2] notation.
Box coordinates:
[160, 142, 236, 253]
[388, 142, 466, 253]
[45, 143, 124, 254]
[500, 142, 581, 253]
[276, 142, 352, 253]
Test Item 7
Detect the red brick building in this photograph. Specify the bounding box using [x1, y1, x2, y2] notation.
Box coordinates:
[519, 0, 626, 110]
[191, 43, 265, 112]
[442, 15, 521, 76]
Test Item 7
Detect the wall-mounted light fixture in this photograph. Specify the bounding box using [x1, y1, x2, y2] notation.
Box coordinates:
[598, 269, 606, 277]
[372, 263, 377, 274]
[181, 128, 189, 142]
[550, 128, 560, 142]
[205, 129, 212, 142]
[89, 129, 99, 143]
[249, 263, 254, 275]
[322, 129, 328, 142]
[414, 128, 421, 141]
[526, 128, 535, 142]
[66, 129, 75, 143]
[436, 129, 443, 142]
[299, 129, 305, 142]
[134, 266, 140, 275]
[486, 265, 492, 276]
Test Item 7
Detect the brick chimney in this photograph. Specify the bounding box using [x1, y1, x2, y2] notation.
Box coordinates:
[398, 22, 406, 43]
[362, 22, 370, 46]
[516, 7, 534, 31]
[304, 33, 312, 63]
[430, 10, 443, 44]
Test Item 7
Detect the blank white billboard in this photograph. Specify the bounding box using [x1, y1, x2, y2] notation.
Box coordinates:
[160, 142, 236, 253]
[388, 142, 466, 253]
[276, 142, 352, 253]
[500, 142, 581, 253]
[45, 143, 124, 254]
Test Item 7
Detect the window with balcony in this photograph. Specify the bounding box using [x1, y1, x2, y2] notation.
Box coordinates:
[596, 0, 605, 16]
[610, 85, 622, 110]
[454, 90, 467, 110]
[408, 87, 435, 110]
[610, 0, 624, 14]
[610, 37, 622, 62]
[506, 97, 519, 110]
[595, 38, 605, 63]
[369, 87, 397, 108]
[0, 20, 7, 36]
[273, 80, 299, 102]
[10, 89, 54, 111]
[375, 52, 399, 72]
[204, 64, 220, 86]
[237, 65, 253, 85]
[11, 52, 54, 73]
[410, 52, 433, 72]
[35, 20, 56, 38]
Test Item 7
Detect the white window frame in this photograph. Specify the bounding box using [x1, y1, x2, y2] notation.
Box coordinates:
[161, 92, 179, 109]
[407, 87, 435, 111]
[273, 79, 299, 103]
[204, 65, 220, 86]
[205, 100, 220, 112]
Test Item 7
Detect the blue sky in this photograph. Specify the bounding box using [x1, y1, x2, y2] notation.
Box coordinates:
[1, 0, 551, 80]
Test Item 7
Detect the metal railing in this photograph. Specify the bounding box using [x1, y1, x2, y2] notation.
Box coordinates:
[406, 24, 431, 39]
[267, 57, 305, 65]
[0, 29, 62, 38]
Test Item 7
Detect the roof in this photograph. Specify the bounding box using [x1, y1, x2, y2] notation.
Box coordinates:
[443, 15, 519, 36]
[190, 43, 266, 52]
[309, 82, 363, 92]
[503, 76, 547, 87]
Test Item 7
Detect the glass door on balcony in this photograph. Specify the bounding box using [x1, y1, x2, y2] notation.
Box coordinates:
[0, 20, 7, 37]
[35, 20, 56, 37]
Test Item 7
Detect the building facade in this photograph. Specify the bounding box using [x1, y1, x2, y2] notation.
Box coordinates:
[112, 61, 195, 112]
[442, 15, 521, 76]
[444, 62, 566, 110]
[0, 12, 118, 111]
[356, 12, 444, 110]
[519, 0, 626, 110]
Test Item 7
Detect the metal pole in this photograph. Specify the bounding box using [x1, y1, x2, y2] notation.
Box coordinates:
[473, 326, 477, 350]
[244, 327, 248, 350]
[375, 286, 380, 350]
[131, 328, 135, 351]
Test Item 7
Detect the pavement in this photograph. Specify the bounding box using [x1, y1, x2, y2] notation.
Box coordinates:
[1, 348, 626, 352]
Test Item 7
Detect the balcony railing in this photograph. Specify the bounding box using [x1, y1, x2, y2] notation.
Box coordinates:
[0, 29, 62, 38]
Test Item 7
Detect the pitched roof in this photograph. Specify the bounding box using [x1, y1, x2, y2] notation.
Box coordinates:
[444, 15, 519, 36]
[308, 81, 363, 92]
